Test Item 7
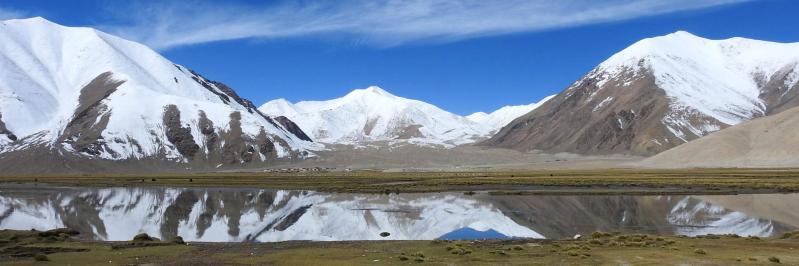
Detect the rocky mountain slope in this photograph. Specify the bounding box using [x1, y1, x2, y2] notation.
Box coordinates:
[640, 104, 799, 168]
[0, 17, 317, 171]
[260, 87, 550, 147]
[485, 31, 799, 155]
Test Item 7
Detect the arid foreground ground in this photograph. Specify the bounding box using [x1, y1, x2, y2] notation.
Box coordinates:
[2, 229, 798, 265]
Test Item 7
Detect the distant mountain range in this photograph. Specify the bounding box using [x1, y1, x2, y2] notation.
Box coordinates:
[1, 17, 798, 170]
[466, 95, 555, 134]
[259, 86, 552, 147]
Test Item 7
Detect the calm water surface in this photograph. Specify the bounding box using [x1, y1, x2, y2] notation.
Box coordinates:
[1, 184, 797, 242]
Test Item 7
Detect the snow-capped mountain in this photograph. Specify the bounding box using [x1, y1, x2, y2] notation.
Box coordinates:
[260, 86, 487, 147]
[260, 86, 553, 147]
[0, 17, 317, 168]
[486, 31, 799, 155]
[467, 95, 555, 133]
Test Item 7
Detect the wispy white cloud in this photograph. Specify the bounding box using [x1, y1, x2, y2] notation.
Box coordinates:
[105, 0, 752, 50]
[0, 6, 26, 20]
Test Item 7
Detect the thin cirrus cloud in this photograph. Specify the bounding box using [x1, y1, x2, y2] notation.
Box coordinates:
[0, 7, 26, 20]
[105, 0, 751, 50]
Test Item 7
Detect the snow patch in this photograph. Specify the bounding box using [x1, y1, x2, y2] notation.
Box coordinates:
[592, 97, 613, 112]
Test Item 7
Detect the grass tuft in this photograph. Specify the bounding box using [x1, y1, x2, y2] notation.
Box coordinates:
[33, 253, 49, 261]
[694, 248, 706, 255]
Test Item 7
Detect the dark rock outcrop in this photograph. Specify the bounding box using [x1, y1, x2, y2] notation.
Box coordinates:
[256, 129, 278, 160]
[162, 105, 200, 158]
[220, 112, 247, 164]
[188, 69, 260, 114]
[0, 112, 17, 141]
[197, 111, 219, 152]
[187, 69, 311, 145]
[274, 116, 312, 142]
[58, 72, 126, 156]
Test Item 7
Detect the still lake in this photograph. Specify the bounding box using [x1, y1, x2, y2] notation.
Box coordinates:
[1, 184, 797, 242]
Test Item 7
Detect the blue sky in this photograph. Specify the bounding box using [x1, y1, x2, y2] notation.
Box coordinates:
[1, 0, 798, 115]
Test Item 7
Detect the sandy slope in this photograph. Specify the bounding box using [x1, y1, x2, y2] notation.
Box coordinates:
[641, 105, 799, 168]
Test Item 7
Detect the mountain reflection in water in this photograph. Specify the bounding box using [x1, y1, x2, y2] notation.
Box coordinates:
[1, 185, 796, 242]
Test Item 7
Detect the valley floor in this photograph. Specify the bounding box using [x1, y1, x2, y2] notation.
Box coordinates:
[2, 229, 798, 265]
[3, 168, 799, 194]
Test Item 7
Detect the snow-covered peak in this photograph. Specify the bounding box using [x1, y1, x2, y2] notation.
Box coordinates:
[602, 31, 799, 74]
[594, 31, 799, 129]
[467, 95, 555, 132]
[465, 112, 488, 121]
[3, 17, 63, 27]
[0, 17, 315, 163]
[260, 87, 492, 147]
[260, 87, 557, 146]
[344, 86, 396, 98]
[260, 98, 301, 118]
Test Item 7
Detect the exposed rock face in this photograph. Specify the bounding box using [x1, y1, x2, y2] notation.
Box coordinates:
[186, 68, 260, 114]
[58, 72, 126, 156]
[759, 63, 799, 115]
[163, 105, 200, 158]
[220, 112, 250, 164]
[0, 113, 17, 142]
[197, 111, 219, 152]
[159, 107, 297, 165]
[255, 129, 278, 160]
[274, 116, 312, 142]
[485, 32, 799, 155]
[396, 124, 424, 139]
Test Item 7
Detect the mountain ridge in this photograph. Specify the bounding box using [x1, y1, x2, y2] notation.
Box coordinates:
[0, 17, 318, 171]
[260, 86, 551, 147]
[466, 95, 555, 134]
[484, 31, 799, 155]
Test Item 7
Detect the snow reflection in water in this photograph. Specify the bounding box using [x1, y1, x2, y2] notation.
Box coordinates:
[0, 185, 796, 242]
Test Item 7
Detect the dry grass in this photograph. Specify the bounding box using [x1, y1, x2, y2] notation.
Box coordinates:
[6, 229, 797, 265]
[2, 168, 799, 194]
